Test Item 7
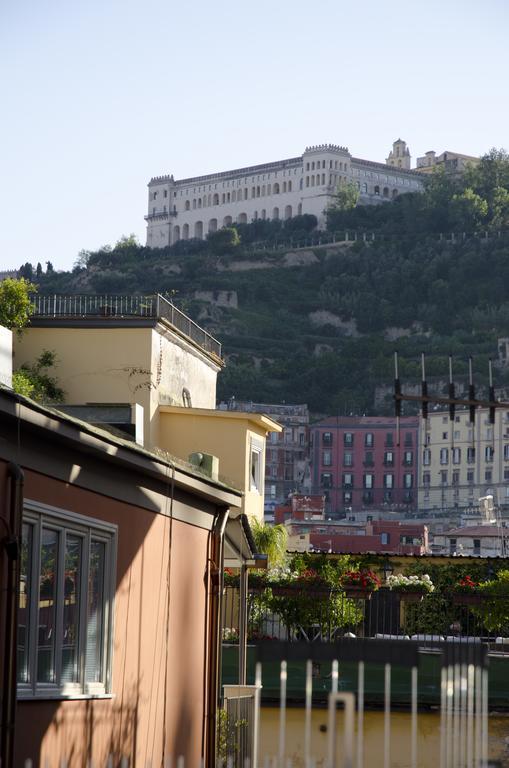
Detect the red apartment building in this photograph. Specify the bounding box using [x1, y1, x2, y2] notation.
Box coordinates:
[309, 520, 429, 555]
[310, 416, 419, 516]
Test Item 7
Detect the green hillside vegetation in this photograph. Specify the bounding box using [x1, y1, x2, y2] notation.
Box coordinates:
[26, 149, 509, 415]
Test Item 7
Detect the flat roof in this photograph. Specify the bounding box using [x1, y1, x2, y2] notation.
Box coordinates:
[160, 405, 283, 433]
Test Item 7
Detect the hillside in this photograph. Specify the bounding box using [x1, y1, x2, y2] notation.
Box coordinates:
[27, 232, 509, 416]
[24, 150, 509, 415]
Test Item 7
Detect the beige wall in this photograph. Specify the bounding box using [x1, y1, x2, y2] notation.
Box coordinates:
[14, 326, 220, 448]
[159, 409, 272, 520]
[259, 707, 509, 767]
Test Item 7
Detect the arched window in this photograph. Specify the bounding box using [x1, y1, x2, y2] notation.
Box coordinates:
[392, 189, 398, 198]
[182, 223, 189, 239]
[198, 198, 202, 208]
[222, 193, 225, 204]
[192, 199, 196, 209]
[383, 187, 389, 197]
[185, 200, 190, 211]
[374, 185, 380, 195]
[254, 210, 258, 220]
[284, 205, 292, 219]
[194, 221, 203, 238]
[297, 203, 302, 215]
[362, 183, 368, 193]
[300, 178, 303, 190]
[182, 388, 192, 408]
[251, 187, 256, 198]
[232, 190, 236, 202]
[223, 215, 232, 227]
[288, 180, 292, 192]
[213, 194, 219, 206]
[267, 184, 271, 195]
[261, 209, 266, 219]
[322, 174, 326, 185]
[262, 185, 266, 196]
[273, 183, 280, 194]
[237, 212, 247, 224]
[283, 181, 287, 193]
[244, 189, 248, 200]
[273, 207, 279, 219]
[172, 225, 180, 243]
[256, 186, 260, 197]
[311, 162, 315, 170]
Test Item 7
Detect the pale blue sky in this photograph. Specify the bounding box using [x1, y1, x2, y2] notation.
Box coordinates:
[1, 0, 508, 271]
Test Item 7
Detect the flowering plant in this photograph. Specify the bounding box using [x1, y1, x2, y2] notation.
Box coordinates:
[222, 627, 239, 643]
[223, 568, 239, 587]
[452, 575, 479, 593]
[386, 573, 434, 593]
[340, 570, 382, 591]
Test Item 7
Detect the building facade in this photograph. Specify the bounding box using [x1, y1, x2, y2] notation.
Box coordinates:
[416, 149, 479, 174]
[310, 416, 419, 517]
[418, 408, 509, 514]
[219, 400, 310, 508]
[146, 141, 424, 247]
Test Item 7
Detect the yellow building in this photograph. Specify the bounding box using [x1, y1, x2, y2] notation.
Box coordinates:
[14, 294, 281, 518]
[419, 408, 509, 513]
[159, 406, 281, 520]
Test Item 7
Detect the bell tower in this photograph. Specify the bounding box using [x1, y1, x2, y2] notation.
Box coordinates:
[386, 138, 411, 170]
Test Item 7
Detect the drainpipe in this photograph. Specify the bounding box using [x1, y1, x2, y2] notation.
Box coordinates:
[206, 507, 229, 768]
[1, 463, 24, 768]
[238, 564, 248, 685]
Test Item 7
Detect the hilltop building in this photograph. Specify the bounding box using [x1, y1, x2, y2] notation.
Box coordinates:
[416, 149, 479, 174]
[146, 141, 424, 247]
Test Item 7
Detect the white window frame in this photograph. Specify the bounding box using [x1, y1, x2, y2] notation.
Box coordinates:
[250, 438, 264, 493]
[18, 499, 117, 700]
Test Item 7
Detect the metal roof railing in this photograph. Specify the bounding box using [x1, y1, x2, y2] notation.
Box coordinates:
[30, 293, 222, 359]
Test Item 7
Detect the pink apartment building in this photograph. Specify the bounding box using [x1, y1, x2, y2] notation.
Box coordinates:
[310, 416, 419, 516]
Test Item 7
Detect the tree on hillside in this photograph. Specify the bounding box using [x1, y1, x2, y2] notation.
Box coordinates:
[330, 181, 359, 212]
[0, 278, 36, 331]
[207, 227, 241, 255]
[250, 519, 288, 568]
[450, 188, 488, 231]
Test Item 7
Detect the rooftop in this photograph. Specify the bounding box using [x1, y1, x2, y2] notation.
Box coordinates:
[30, 293, 222, 362]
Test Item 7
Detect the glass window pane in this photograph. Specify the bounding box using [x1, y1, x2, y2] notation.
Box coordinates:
[37, 528, 58, 683]
[18, 523, 33, 683]
[61, 535, 82, 683]
[85, 540, 105, 683]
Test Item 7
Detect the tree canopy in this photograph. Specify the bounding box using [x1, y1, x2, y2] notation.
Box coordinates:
[0, 278, 36, 331]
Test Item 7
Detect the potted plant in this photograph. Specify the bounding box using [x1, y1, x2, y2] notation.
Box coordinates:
[450, 575, 482, 605]
[386, 573, 435, 602]
[340, 570, 381, 600]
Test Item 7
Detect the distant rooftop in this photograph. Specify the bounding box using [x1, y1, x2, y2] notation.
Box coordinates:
[30, 293, 222, 361]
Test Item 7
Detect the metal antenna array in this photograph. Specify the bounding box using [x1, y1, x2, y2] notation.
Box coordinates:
[393, 352, 509, 427]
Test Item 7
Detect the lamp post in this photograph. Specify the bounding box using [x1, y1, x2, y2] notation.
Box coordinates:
[382, 558, 394, 583]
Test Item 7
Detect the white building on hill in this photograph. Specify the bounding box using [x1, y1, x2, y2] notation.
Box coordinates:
[145, 140, 424, 248]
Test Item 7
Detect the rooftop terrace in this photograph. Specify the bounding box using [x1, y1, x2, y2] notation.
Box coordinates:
[30, 293, 222, 360]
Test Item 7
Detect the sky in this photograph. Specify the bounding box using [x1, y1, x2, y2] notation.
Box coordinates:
[1, 0, 508, 272]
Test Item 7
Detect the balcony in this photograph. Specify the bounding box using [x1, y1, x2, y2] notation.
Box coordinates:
[30, 293, 222, 360]
[144, 209, 177, 220]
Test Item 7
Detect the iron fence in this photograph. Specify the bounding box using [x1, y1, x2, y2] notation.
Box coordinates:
[30, 293, 222, 359]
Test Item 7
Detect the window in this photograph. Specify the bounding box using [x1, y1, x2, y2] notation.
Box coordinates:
[364, 451, 374, 466]
[467, 470, 474, 483]
[384, 451, 394, 466]
[18, 501, 116, 697]
[403, 451, 413, 466]
[384, 474, 394, 489]
[250, 439, 263, 492]
[485, 446, 494, 463]
[442, 432, 448, 440]
[404, 432, 413, 447]
[504, 445, 509, 461]
[365, 433, 374, 448]
[403, 473, 413, 489]
[385, 433, 394, 447]
[485, 470, 492, 482]
[452, 447, 461, 464]
[440, 448, 449, 465]
[452, 470, 460, 486]
[467, 447, 476, 464]
[364, 474, 374, 489]
[344, 432, 354, 447]
[322, 450, 332, 467]
[342, 473, 353, 488]
[473, 539, 481, 555]
[343, 452, 353, 467]
[449, 538, 457, 555]
[381, 532, 389, 545]
[423, 449, 431, 466]
[182, 387, 192, 408]
[440, 470, 448, 485]
[343, 491, 352, 505]
[322, 432, 333, 446]
[321, 472, 333, 488]
[422, 472, 430, 487]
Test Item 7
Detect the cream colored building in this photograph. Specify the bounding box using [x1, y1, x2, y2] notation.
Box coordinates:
[14, 294, 280, 520]
[386, 138, 411, 169]
[159, 406, 282, 520]
[416, 149, 479, 175]
[419, 408, 509, 513]
[146, 141, 424, 247]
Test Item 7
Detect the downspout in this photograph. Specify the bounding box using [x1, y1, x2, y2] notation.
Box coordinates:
[206, 507, 229, 768]
[1, 463, 24, 768]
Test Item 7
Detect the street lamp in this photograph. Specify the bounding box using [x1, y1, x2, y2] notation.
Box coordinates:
[382, 558, 394, 583]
